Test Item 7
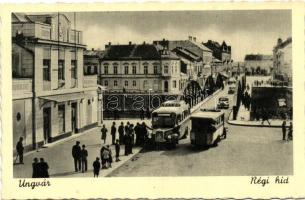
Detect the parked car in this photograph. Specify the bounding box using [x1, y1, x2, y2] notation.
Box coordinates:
[228, 86, 236, 94]
[217, 97, 229, 109]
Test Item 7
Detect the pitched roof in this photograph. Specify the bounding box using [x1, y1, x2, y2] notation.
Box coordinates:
[172, 47, 201, 62]
[84, 49, 104, 57]
[103, 44, 160, 60]
[12, 13, 32, 23]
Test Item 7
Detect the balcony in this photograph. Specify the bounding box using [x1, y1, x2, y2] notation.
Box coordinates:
[83, 75, 97, 88]
[13, 79, 32, 94]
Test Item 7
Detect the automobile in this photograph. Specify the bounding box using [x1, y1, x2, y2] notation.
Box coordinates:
[228, 86, 236, 94]
[217, 97, 229, 109]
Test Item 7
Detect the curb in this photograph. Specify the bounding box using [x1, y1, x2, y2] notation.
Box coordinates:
[227, 120, 284, 128]
[104, 147, 142, 177]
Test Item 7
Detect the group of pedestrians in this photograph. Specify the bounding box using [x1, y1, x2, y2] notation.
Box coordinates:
[282, 120, 293, 141]
[72, 141, 88, 173]
[32, 157, 49, 178]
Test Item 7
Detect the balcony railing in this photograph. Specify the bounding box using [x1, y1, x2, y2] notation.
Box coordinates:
[13, 79, 32, 93]
[83, 75, 97, 88]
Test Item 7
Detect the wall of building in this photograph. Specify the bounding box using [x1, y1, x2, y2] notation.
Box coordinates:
[245, 60, 273, 74]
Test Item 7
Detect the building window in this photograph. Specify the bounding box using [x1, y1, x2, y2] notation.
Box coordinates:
[71, 60, 77, 79]
[132, 66, 137, 74]
[113, 65, 118, 74]
[173, 80, 177, 88]
[104, 65, 108, 74]
[154, 65, 158, 74]
[133, 80, 137, 87]
[164, 65, 169, 74]
[124, 65, 129, 74]
[104, 80, 108, 86]
[43, 59, 51, 81]
[125, 81, 128, 87]
[58, 104, 65, 133]
[144, 65, 148, 74]
[114, 80, 118, 87]
[58, 60, 65, 80]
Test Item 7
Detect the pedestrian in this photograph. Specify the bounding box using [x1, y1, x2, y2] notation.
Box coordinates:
[134, 122, 141, 146]
[261, 109, 271, 125]
[15, 137, 24, 164]
[129, 124, 135, 154]
[125, 121, 130, 135]
[282, 120, 286, 141]
[118, 122, 125, 145]
[32, 157, 39, 178]
[38, 158, 49, 178]
[124, 131, 130, 156]
[107, 145, 113, 168]
[111, 122, 116, 145]
[101, 124, 108, 144]
[72, 141, 81, 172]
[101, 145, 109, 169]
[140, 108, 145, 120]
[93, 157, 101, 177]
[115, 139, 121, 162]
[288, 122, 293, 141]
[81, 145, 88, 173]
[141, 122, 149, 146]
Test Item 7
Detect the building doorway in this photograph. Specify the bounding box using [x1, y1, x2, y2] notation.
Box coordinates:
[164, 81, 168, 92]
[71, 102, 77, 133]
[43, 107, 51, 144]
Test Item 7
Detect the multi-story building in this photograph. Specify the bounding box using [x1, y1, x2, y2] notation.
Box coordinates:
[203, 40, 232, 74]
[273, 37, 292, 85]
[153, 37, 213, 77]
[244, 54, 273, 75]
[83, 49, 103, 84]
[12, 13, 98, 152]
[100, 42, 184, 94]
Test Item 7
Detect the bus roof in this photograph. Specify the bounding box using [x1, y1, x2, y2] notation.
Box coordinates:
[152, 106, 186, 115]
[191, 110, 224, 120]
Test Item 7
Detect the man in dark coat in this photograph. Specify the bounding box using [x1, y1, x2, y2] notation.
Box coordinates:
[72, 141, 81, 172]
[32, 157, 39, 178]
[118, 122, 125, 145]
[93, 157, 101, 177]
[16, 137, 24, 164]
[38, 158, 49, 178]
[129, 124, 135, 154]
[111, 122, 116, 145]
[115, 139, 121, 162]
[81, 145, 88, 173]
[101, 125, 108, 144]
[124, 132, 130, 156]
[134, 123, 141, 146]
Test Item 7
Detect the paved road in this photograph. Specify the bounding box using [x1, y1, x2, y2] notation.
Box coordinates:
[108, 87, 293, 176]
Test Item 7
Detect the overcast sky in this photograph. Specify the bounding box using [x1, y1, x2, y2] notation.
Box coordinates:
[65, 10, 291, 61]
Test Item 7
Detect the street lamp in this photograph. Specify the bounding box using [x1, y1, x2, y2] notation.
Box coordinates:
[148, 88, 153, 110]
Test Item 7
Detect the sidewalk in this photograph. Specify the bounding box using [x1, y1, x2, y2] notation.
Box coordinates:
[13, 119, 150, 178]
[228, 104, 292, 128]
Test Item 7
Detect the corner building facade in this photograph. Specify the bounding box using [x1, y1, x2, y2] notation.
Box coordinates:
[12, 13, 98, 152]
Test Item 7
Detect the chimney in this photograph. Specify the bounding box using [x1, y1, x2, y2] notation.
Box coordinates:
[143, 41, 146, 45]
[193, 37, 196, 42]
[92, 48, 94, 51]
[108, 42, 111, 46]
[129, 41, 132, 45]
[188, 36, 192, 41]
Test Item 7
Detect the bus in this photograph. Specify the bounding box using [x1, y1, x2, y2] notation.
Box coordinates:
[151, 100, 191, 148]
[190, 109, 226, 147]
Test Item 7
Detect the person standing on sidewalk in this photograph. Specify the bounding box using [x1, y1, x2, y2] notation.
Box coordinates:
[16, 137, 24, 164]
[118, 122, 125, 145]
[111, 122, 117, 145]
[107, 145, 113, 168]
[72, 141, 82, 172]
[101, 124, 108, 144]
[81, 145, 88, 173]
[124, 131, 130, 156]
[129, 124, 135, 154]
[282, 120, 287, 141]
[115, 139, 121, 162]
[93, 157, 101, 177]
[134, 122, 141, 146]
[288, 122, 293, 141]
[38, 158, 49, 178]
[261, 109, 271, 125]
[32, 157, 39, 178]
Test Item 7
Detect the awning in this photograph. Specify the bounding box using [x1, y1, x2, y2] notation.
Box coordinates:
[39, 92, 95, 107]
